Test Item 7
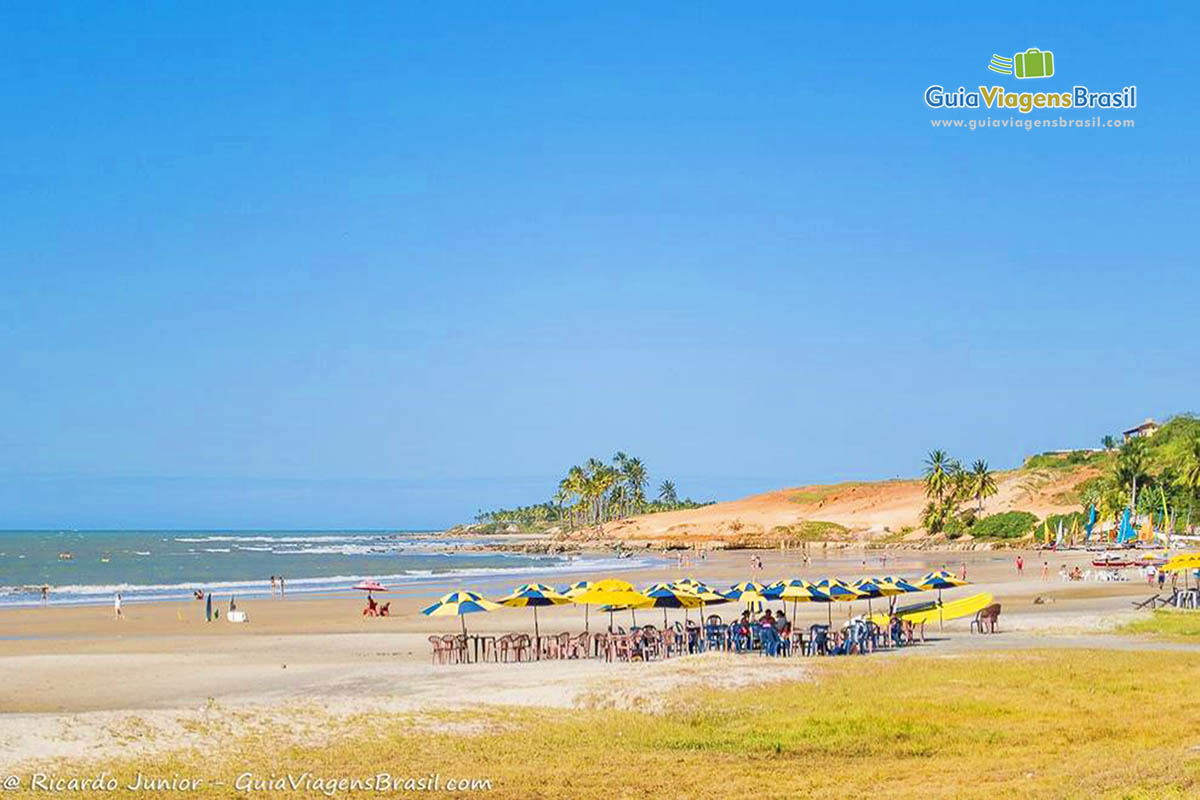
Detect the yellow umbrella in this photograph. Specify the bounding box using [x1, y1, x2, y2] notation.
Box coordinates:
[1163, 553, 1200, 571]
[572, 578, 653, 630]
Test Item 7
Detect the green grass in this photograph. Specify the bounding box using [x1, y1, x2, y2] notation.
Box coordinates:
[787, 481, 884, 504]
[1022, 450, 1110, 471]
[15, 649, 1200, 799]
[1119, 610, 1200, 640]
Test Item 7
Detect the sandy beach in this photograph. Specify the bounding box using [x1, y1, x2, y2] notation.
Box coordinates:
[1, 546, 1179, 772]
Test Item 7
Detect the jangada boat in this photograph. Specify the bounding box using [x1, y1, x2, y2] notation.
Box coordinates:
[1091, 552, 1134, 569]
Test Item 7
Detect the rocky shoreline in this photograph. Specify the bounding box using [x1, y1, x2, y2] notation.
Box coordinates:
[437, 523, 1017, 556]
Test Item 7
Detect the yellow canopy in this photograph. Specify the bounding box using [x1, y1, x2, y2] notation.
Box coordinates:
[1162, 553, 1200, 572]
[571, 578, 653, 608]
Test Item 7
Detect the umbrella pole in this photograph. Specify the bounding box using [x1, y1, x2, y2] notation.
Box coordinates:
[585, 604, 589, 633]
[534, 606, 540, 660]
[827, 603, 832, 626]
[663, 607, 668, 629]
[938, 589, 944, 630]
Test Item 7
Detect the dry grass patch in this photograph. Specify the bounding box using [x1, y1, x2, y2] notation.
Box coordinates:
[1118, 609, 1200, 640]
[10, 649, 1200, 799]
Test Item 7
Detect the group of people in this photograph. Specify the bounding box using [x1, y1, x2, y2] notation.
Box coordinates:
[706, 608, 792, 655]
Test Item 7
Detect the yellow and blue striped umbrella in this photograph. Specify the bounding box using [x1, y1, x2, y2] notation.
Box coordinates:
[767, 579, 830, 602]
[497, 583, 570, 639]
[917, 570, 968, 590]
[852, 579, 902, 598]
[851, 578, 901, 616]
[815, 579, 863, 601]
[879, 576, 923, 594]
[814, 578, 864, 624]
[916, 571, 968, 629]
[720, 582, 768, 614]
[642, 583, 704, 627]
[680, 581, 730, 605]
[725, 581, 769, 605]
[499, 583, 570, 607]
[767, 578, 833, 624]
[421, 590, 501, 635]
[559, 580, 592, 598]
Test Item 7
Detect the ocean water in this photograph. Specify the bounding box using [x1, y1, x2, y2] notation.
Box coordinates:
[0, 530, 638, 608]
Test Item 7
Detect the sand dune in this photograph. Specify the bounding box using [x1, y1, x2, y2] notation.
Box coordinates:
[582, 466, 1097, 545]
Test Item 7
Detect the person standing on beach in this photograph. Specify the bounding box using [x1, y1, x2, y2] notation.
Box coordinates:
[1016, 556, 1024, 575]
[1041, 561, 1049, 581]
[40, 585, 49, 604]
[270, 576, 277, 598]
[959, 562, 967, 581]
[279, 576, 285, 598]
[114, 592, 123, 620]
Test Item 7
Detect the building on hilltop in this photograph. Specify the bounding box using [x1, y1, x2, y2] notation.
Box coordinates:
[1122, 418, 1161, 443]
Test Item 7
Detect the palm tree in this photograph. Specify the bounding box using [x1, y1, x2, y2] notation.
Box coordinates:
[1114, 439, 1150, 511]
[1101, 435, 1116, 453]
[560, 465, 586, 530]
[658, 480, 677, 508]
[970, 459, 998, 512]
[621, 457, 648, 517]
[923, 450, 951, 502]
[1179, 437, 1200, 532]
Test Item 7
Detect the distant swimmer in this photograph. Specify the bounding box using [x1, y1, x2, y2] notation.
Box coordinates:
[114, 592, 124, 620]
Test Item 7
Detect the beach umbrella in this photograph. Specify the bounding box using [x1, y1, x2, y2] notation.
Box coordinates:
[641, 583, 703, 628]
[496, 583, 570, 642]
[768, 578, 833, 624]
[850, 579, 895, 617]
[682, 581, 729, 605]
[918, 570, 968, 590]
[572, 578, 652, 630]
[725, 581, 769, 605]
[560, 580, 593, 629]
[352, 579, 388, 599]
[809, 578, 863, 623]
[917, 571, 969, 629]
[560, 580, 592, 597]
[421, 590, 501, 636]
[879, 576, 923, 593]
[674, 581, 729, 643]
[877, 576, 923, 615]
[1162, 553, 1200, 589]
[1163, 553, 1200, 571]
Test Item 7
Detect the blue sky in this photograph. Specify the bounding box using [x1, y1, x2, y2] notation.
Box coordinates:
[1, 3, 1196, 528]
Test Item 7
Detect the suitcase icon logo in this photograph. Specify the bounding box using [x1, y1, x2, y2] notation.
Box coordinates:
[988, 48, 1055, 79]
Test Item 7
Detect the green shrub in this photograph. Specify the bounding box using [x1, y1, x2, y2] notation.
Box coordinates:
[972, 511, 1038, 540]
